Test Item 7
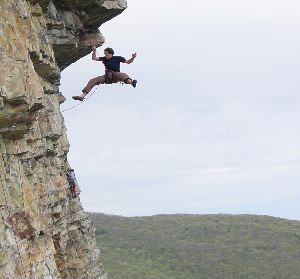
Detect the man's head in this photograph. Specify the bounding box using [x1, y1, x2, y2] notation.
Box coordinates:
[104, 47, 114, 59]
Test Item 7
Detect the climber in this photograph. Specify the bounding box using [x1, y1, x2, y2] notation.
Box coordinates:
[66, 168, 79, 198]
[72, 47, 137, 101]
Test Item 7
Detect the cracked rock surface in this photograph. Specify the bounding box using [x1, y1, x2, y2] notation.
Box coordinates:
[0, 0, 126, 278]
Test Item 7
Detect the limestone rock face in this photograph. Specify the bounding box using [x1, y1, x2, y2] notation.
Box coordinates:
[0, 0, 126, 278]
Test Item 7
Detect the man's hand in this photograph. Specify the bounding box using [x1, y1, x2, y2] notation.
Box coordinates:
[126, 53, 137, 64]
[92, 46, 98, 60]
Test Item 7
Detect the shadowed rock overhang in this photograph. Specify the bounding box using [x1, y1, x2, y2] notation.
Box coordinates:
[31, 0, 128, 70]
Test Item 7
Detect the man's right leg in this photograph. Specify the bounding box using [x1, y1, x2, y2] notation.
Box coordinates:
[72, 75, 105, 101]
[113, 72, 137, 88]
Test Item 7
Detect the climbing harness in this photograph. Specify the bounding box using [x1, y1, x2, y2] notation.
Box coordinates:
[104, 70, 114, 84]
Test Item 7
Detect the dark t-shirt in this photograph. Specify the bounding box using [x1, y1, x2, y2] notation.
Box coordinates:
[98, 56, 126, 72]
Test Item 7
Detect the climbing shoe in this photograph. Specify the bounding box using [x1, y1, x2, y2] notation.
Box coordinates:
[72, 96, 84, 101]
[132, 80, 137, 88]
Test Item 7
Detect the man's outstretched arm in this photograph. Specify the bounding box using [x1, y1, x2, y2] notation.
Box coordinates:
[92, 46, 99, 61]
[125, 53, 137, 64]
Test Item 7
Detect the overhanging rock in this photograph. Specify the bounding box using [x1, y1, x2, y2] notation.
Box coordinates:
[45, 0, 127, 70]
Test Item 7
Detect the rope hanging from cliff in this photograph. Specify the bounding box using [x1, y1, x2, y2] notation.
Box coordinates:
[61, 85, 99, 113]
[0, 85, 99, 131]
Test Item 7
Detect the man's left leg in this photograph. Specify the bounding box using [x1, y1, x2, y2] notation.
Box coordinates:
[113, 72, 137, 88]
[72, 75, 105, 101]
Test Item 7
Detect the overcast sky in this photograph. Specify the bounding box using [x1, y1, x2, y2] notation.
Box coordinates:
[60, 0, 300, 220]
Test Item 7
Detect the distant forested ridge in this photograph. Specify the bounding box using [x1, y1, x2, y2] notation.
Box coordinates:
[89, 213, 300, 279]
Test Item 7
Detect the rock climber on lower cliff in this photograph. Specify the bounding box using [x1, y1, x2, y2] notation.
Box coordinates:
[72, 46, 137, 101]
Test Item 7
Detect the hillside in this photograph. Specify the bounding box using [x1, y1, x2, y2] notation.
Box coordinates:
[89, 213, 300, 279]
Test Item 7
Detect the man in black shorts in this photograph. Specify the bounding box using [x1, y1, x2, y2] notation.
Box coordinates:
[72, 47, 137, 101]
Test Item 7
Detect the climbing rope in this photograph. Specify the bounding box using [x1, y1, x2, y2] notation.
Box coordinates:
[61, 85, 99, 113]
[1, 74, 101, 131]
[0, 86, 100, 131]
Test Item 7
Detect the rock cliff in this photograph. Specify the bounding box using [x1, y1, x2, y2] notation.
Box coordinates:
[0, 1, 127, 278]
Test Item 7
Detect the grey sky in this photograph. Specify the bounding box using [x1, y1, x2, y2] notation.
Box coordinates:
[60, 0, 300, 220]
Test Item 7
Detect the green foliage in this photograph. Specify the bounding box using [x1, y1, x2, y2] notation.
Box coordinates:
[89, 213, 300, 279]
